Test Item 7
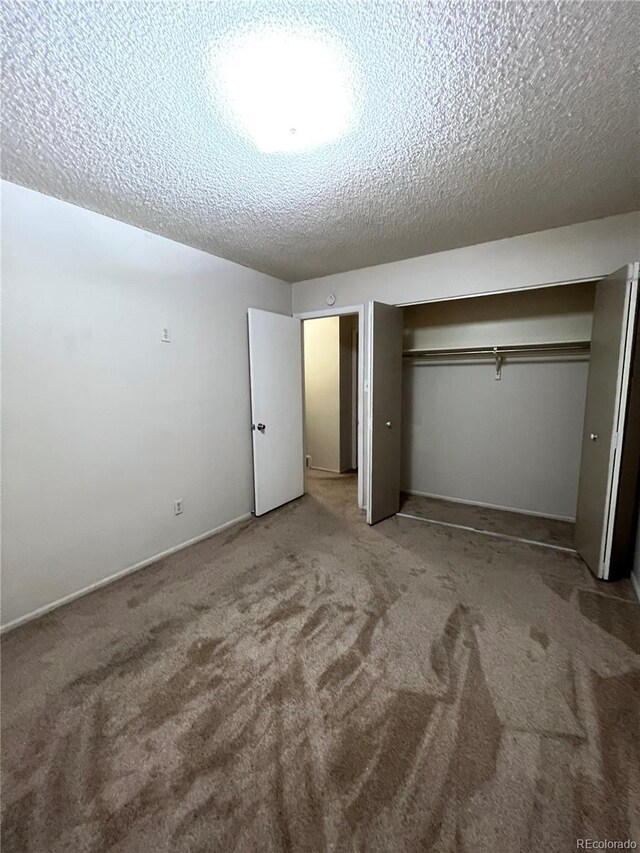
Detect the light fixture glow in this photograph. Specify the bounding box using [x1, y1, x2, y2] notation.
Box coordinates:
[212, 28, 355, 154]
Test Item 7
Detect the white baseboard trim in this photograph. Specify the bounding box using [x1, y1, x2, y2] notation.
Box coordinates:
[631, 570, 640, 603]
[0, 512, 252, 635]
[401, 489, 575, 523]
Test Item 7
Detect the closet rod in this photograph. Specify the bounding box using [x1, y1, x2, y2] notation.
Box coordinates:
[402, 341, 591, 359]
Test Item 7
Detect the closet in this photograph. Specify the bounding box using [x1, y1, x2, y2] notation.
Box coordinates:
[401, 283, 594, 528]
[388, 268, 640, 579]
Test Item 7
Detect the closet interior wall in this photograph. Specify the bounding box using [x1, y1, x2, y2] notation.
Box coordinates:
[401, 283, 596, 521]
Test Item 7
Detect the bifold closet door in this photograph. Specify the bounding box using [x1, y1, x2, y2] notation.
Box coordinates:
[575, 263, 639, 579]
[248, 309, 304, 516]
[367, 301, 404, 524]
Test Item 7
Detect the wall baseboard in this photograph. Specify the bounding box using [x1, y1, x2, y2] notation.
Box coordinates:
[401, 489, 575, 523]
[0, 513, 252, 635]
[631, 570, 640, 604]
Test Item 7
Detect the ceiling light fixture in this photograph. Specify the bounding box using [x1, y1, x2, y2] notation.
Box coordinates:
[211, 28, 355, 154]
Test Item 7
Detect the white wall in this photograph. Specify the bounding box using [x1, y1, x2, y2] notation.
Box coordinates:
[304, 317, 341, 472]
[402, 284, 594, 519]
[402, 360, 589, 519]
[292, 212, 640, 312]
[1, 181, 291, 629]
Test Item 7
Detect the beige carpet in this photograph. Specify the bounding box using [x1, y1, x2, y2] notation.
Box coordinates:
[2, 471, 639, 853]
[399, 493, 575, 549]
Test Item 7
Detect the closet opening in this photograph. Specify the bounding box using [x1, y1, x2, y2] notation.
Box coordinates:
[302, 313, 360, 510]
[398, 282, 597, 551]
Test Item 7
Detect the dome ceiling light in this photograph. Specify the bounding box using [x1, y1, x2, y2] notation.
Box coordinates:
[211, 27, 356, 154]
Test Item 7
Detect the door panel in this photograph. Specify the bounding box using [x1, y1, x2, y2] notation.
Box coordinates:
[575, 263, 639, 578]
[609, 294, 640, 578]
[367, 302, 404, 524]
[248, 309, 304, 516]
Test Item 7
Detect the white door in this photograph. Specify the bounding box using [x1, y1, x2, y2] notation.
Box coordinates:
[248, 309, 304, 516]
[575, 263, 639, 578]
[366, 301, 404, 524]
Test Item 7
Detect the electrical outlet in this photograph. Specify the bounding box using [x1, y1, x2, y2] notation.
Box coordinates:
[161, 327, 171, 343]
[174, 499, 183, 515]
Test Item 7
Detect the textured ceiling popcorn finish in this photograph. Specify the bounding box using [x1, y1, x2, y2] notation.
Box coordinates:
[3, 1, 639, 282]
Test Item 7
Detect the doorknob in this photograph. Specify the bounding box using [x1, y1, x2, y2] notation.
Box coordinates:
[589, 433, 598, 441]
[256, 423, 266, 432]
[385, 421, 392, 429]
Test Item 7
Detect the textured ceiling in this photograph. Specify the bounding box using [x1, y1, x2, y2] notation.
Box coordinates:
[2, 1, 639, 282]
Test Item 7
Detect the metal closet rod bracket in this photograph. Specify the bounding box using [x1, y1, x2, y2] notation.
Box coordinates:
[493, 347, 503, 381]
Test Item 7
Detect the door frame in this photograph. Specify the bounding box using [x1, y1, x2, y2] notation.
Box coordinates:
[294, 304, 367, 510]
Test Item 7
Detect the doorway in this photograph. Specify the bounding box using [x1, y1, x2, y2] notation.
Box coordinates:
[301, 311, 362, 508]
